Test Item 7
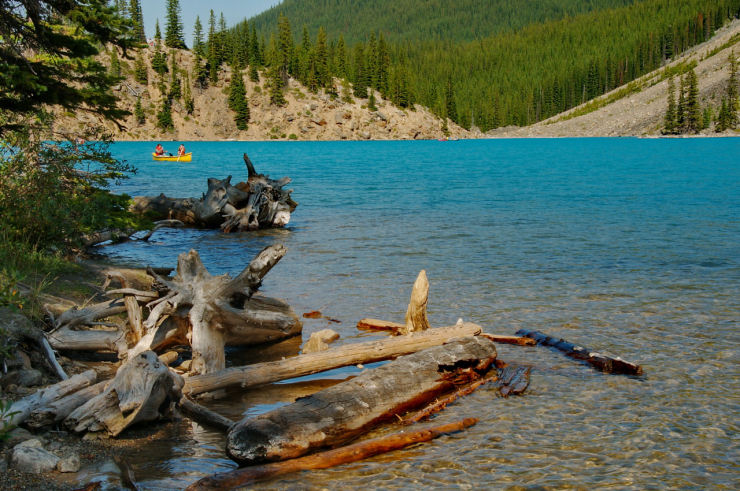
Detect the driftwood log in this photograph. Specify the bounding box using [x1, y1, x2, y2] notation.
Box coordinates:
[65, 351, 180, 436]
[226, 336, 497, 465]
[516, 329, 643, 375]
[6, 370, 97, 428]
[131, 153, 297, 232]
[183, 322, 482, 396]
[188, 418, 478, 490]
[127, 245, 302, 375]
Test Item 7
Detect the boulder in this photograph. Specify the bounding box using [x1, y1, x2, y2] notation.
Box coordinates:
[2, 368, 43, 388]
[11, 439, 60, 473]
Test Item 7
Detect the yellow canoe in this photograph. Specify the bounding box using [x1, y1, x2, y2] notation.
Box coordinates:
[152, 152, 192, 162]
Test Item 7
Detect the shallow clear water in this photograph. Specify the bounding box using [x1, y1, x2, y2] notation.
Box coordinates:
[101, 138, 739, 489]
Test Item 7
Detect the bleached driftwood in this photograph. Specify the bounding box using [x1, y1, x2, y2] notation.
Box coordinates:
[402, 270, 430, 334]
[65, 351, 179, 436]
[6, 370, 97, 427]
[26, 381, 107, 429]
[183, 322, 482, 396]
[131, 153, 297, 232]
[127, 245, 302, 375]
[226, 336, 497, 464]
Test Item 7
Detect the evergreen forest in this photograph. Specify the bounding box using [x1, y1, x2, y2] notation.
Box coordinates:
[226, 0, 740, 131]
[248, 0, 638, 44]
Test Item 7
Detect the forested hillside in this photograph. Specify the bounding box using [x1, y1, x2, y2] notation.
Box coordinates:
[236, 0, 740, 131]
[248, 0, 636, 44]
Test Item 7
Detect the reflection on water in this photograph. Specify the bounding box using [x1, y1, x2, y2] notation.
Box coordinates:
[96, 139, 739, 488]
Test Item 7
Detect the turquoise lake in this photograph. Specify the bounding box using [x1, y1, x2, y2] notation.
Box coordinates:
[94, 138, 738, 489]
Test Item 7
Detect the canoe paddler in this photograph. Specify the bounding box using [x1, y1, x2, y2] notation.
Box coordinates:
[154, 143, 166, 156]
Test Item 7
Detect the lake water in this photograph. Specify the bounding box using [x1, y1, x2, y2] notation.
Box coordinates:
[98, 138, 738, 489]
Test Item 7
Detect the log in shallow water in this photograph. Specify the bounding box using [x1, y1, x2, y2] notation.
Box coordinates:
[183, 322, 482, 396]
[225, 336, 497, 465]
[187, 418, 478, 490]
[516, 329, 642, 375]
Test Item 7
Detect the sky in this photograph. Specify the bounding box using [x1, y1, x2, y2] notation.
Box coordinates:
[141, 0, 280, 45]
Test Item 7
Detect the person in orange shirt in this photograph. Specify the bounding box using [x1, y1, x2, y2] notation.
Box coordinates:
[177, 144, 186, 156]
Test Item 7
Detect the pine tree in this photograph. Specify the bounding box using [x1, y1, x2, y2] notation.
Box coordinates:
[676, 74, 686, 132]
[168, 51, 181, 100]
[727, 50, 738, 128]
[353, 43, 367, 98]
[663, 76, 677, 134]
[207, 10, 219, 83]
[193, 16, 205, 57]
[249, 63, 260, 83]
[152, 20, 168, 74]
[268, 37, 286, 106]
[377, 33, 390, 95]
[156, 97, 173, 130]
[134, 96, 145, 124]
[183, 73, 194, 114]
[193, 50, 208, 89]
[129, 0, 146, 43]
[368, 90, 378, 111]
[445, 75, 458, 122]
[685, 68, 700, 133]
[277, 14, 293, 85]
[716, 97, 730, 132]
[336, 34, 347, 78]
[134, 51, 148, 84]
[165, 0, 186, 49]
[315, 27, 329, 88]
[229, 70, 249, 130]
[109, 48, 121, 79]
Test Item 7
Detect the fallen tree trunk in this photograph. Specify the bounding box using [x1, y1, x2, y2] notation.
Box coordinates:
[516, 329, 642, 375]
[183, 322, 482, 396]
[188, 418, 478, 490]
[131, 153, 297, 232]
[225, 336, 497, 465]
[47, 325, 128, 355]
[26, 381, 107, 429]
[6, 370, 97, 428]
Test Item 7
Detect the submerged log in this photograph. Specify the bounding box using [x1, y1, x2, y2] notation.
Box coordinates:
[183, 322, 482, 396]
[188, 418, 478, 490]
[226, 336, 497, 465]
[356, 318, 405, 333]
[127, 245, 301, 375]
[479, 333, 537, 346]
[131, 153, 297, 232]
[516, 329, 643, 376]
[65, 351, 178, 436]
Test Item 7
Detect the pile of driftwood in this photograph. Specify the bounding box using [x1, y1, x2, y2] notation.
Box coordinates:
[131, 153, 298, 233]
[5, 262, 643, 488]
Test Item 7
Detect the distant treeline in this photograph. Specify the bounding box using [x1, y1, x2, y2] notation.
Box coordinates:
[247, 0, 638, 44]
[218, 0, 738, 130]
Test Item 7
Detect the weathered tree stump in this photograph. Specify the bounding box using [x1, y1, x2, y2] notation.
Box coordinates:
[131, 153, 297, 232]
[402, 270, 430, 334]
[65, 351, 179, 436]
[127, 245, 302, 375]
[226, 336, 497, 465]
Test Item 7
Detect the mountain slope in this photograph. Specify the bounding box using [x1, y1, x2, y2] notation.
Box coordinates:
[248, 0, 635, 44]
[53, 48, 470, 142]
[490, 19, 740, 137]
